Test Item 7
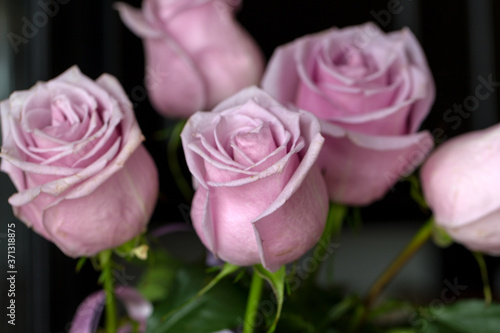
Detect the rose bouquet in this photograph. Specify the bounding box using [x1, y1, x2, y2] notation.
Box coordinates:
[2, 1, 500, 333]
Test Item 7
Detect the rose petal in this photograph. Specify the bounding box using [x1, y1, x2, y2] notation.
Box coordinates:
[41, 145, 158, 257]
[253, 164, 328, 271]
[144, 38, 208, 116]
[115, 2, 164, 38]
[321, 123, 434, 205]
[445, 208, 500, 255]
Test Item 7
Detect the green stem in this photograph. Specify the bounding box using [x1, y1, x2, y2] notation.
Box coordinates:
[99, 250, 117, 333]
[322, 203, 348, 243]
[317, 203, 347, 283]
[365, 217, 434, 307]
[473, 251, 492, 305]
[167, 120, 193, 202]
[243, 270, 264, 333]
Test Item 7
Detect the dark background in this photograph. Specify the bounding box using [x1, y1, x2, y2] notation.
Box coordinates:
[1, 0, 500, 332]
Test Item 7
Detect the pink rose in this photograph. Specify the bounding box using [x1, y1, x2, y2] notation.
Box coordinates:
[181, 87, 328, 271]
[421, 124, 500, 254]
[0, 66, 158, 257]
[116, 0, 264, 118]
[262, 22, 435, 205]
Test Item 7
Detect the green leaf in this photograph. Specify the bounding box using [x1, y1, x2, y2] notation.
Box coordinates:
[418, 299, 500, 332]
[368, 299, 415, 321]
[254, 265, 286, 333]
[275, 313, 316, 333]
[326, 295, 359, 322]
[145, 265, 246, 333]
[196, 263, 241, 298]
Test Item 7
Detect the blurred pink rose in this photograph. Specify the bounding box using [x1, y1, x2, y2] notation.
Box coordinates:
[262, 22, 435, 205]
[181, 87, 328, 271]
[116, 0, 264, 118]
[421, 124, 500, 254]
[0, 66, 158, 257]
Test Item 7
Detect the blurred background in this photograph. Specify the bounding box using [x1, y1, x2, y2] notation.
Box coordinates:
[1, 0, 500, 331]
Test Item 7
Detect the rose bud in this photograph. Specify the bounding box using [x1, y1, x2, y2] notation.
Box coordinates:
[0, 66, 159, 257]
[262, 22, 435, 205]
[116, 0, 264, 118]
[181, 87, 329, 272]
[421, 124, 500, 254]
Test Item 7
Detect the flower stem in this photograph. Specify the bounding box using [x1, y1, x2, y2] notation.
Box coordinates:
[365, 217, 434, 307]
[317, 203, 347, 283]
[321, 203, 348, 243]
[243, 269, 264, 333]
[99, 250, 117, 333]
[473, 251, 492, 305]
[167, 120, 193, 202]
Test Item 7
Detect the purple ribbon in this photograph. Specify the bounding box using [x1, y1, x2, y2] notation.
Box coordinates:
[69, 286, 152, 333]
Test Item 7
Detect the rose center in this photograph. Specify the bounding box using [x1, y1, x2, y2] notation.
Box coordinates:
[332, 47, 376, 79]
[232, 122, 277, 165]
[51, 96, 82, 126]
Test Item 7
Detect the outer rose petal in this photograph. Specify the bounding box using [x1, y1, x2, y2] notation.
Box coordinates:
[322, 123, 433, 205]
[253, 164, 328, 271]
[143, 38, 207, 115]
[421, 124, 500, 228]
[38, 145, 158, 257]
[445, 209, 500, 255]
